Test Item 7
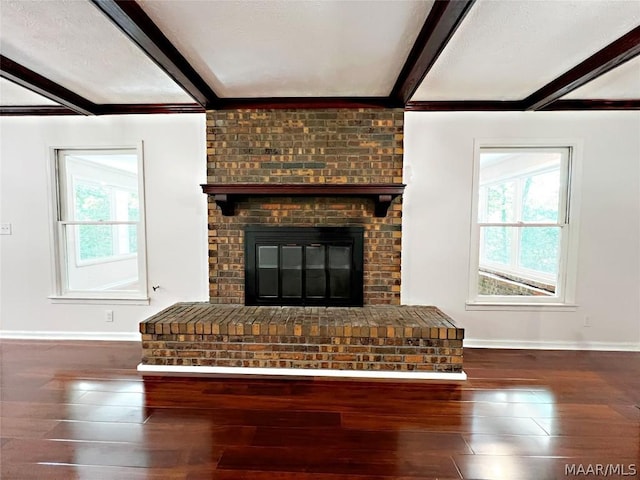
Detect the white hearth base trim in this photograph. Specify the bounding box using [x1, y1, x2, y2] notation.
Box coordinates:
[137, 363, 467, 381]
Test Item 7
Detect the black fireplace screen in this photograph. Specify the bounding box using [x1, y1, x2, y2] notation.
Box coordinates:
[245, 226, 364, 306]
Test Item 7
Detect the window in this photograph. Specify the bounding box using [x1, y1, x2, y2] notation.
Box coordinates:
[468, 144, 579, 306]
[50, 147, 148, 302]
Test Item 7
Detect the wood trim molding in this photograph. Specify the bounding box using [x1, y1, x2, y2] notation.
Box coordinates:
[405, 100, 525, 111]
[90, 0, 219, 108]
[391, 0, 475, 106]
[0, 56, 97, 115]
[201, 183, 406, 217]
[97, 103, 205, 115]
[0, 105, 79, 116]
[217, 97, 401, 110]
[542, 99, 640, 111]
[523, 25, 640, 111]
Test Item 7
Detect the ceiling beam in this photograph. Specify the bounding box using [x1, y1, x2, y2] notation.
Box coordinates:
[542, 99, 640, 111]
[97, 103, 205, 115]
[523, 25, 640, 111]
[90, 0, 219, 108]
[405, 100, 525, 111]
[0, 55, 97, 115]
[0, 105, 79, 116]
[390, 0, 475, 106]
[218, 97, 400, 110]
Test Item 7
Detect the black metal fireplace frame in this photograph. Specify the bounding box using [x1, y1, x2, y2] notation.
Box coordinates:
[244, 226, 364, 307]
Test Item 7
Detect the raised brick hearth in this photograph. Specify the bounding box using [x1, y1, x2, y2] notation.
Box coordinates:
[140, 303, 464, 373]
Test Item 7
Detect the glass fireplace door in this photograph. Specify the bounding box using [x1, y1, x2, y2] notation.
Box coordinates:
[245, 227, 363, 307]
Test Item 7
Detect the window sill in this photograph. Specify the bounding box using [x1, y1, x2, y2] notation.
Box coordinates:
[49, 295, 150, 306]
[466, 302, 577, 312]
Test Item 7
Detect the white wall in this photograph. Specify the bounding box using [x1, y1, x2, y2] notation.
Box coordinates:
[0, 114, 208, 339]
[2, 110, 638, 350]
[402, 111, 640, 350]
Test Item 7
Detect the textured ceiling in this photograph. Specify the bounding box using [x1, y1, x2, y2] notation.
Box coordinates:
[137, 0, 433, 98]
[0, 0, 638, 111]
[0, 78, 58, 105]
[411, 0, 640, 101]
[0, 0, 191, 104]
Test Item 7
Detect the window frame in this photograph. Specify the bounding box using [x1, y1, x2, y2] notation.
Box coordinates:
[48, 144, 149, 304]
[467, 139, 581, 309]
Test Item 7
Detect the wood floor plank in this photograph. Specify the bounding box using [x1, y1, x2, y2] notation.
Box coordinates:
[251, 426, 472, 454]
[216, 445, 462, 477]
[1, 339, 638, 479]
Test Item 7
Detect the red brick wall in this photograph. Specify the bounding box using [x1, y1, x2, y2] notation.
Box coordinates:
[206, 108, 404, 305]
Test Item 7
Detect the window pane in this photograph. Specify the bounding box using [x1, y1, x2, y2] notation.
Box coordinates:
[115, 189, 139, 222]
[481, 182, 516, 223]
[519, 226, 560, 275]
[64, 225, 139, 292]
[478, 226, 558, 297]
[522, 170, 560, 223]
[479, 226, 512, 265]
[115, 224, 137, 255]
[78, 224, 113, 261]
[75, 182, 111, 221]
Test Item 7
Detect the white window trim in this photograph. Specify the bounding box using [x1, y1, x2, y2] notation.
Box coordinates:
[467, 138, 582, 309]
[47, 143, 149, 304]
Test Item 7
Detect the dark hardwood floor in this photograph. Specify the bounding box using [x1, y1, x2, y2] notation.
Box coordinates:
[1, 340, 638, 479]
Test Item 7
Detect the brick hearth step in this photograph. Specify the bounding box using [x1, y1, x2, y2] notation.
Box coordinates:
[140, 303, 464, 373]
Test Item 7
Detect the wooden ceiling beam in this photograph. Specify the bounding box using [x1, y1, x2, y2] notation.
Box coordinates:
[90, 0, 219, 108]
[218, 97, 400, 110]
[390, 0, 475, 106]
[405, 100, 525, 111]
[0, 55, 97, 115]
[523, 25, 640, 111]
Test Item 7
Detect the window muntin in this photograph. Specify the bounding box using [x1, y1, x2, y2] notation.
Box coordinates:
[52, 148, 147, 300]
[470, 146, 573, 303]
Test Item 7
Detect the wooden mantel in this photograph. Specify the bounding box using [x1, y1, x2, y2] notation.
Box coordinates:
[201, 183, 406, 217]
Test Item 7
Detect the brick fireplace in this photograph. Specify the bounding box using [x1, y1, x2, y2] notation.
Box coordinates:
[138, 108, 465, 378]
[205, 108, 404, 305]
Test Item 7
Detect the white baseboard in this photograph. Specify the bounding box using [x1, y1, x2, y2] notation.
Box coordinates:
[137, 363, 468, 381]
[464, 339, 640, 352]
[0, 330, 140, 342]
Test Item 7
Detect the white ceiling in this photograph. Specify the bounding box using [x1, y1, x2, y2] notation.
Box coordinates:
[412, 0, 640, 101]
[0, 78, 58, 105]
[0, 0, 638, 110]
[0, 0, 191, 104]
[138, 0, 433, 98]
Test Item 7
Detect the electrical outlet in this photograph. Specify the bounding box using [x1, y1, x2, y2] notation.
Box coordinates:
[0, 224, 12, 235]
[105, 310, 114, 322]
[584, 316, 591, 327]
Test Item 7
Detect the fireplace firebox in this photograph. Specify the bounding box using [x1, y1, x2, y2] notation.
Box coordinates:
[245, 226, 364, 307]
